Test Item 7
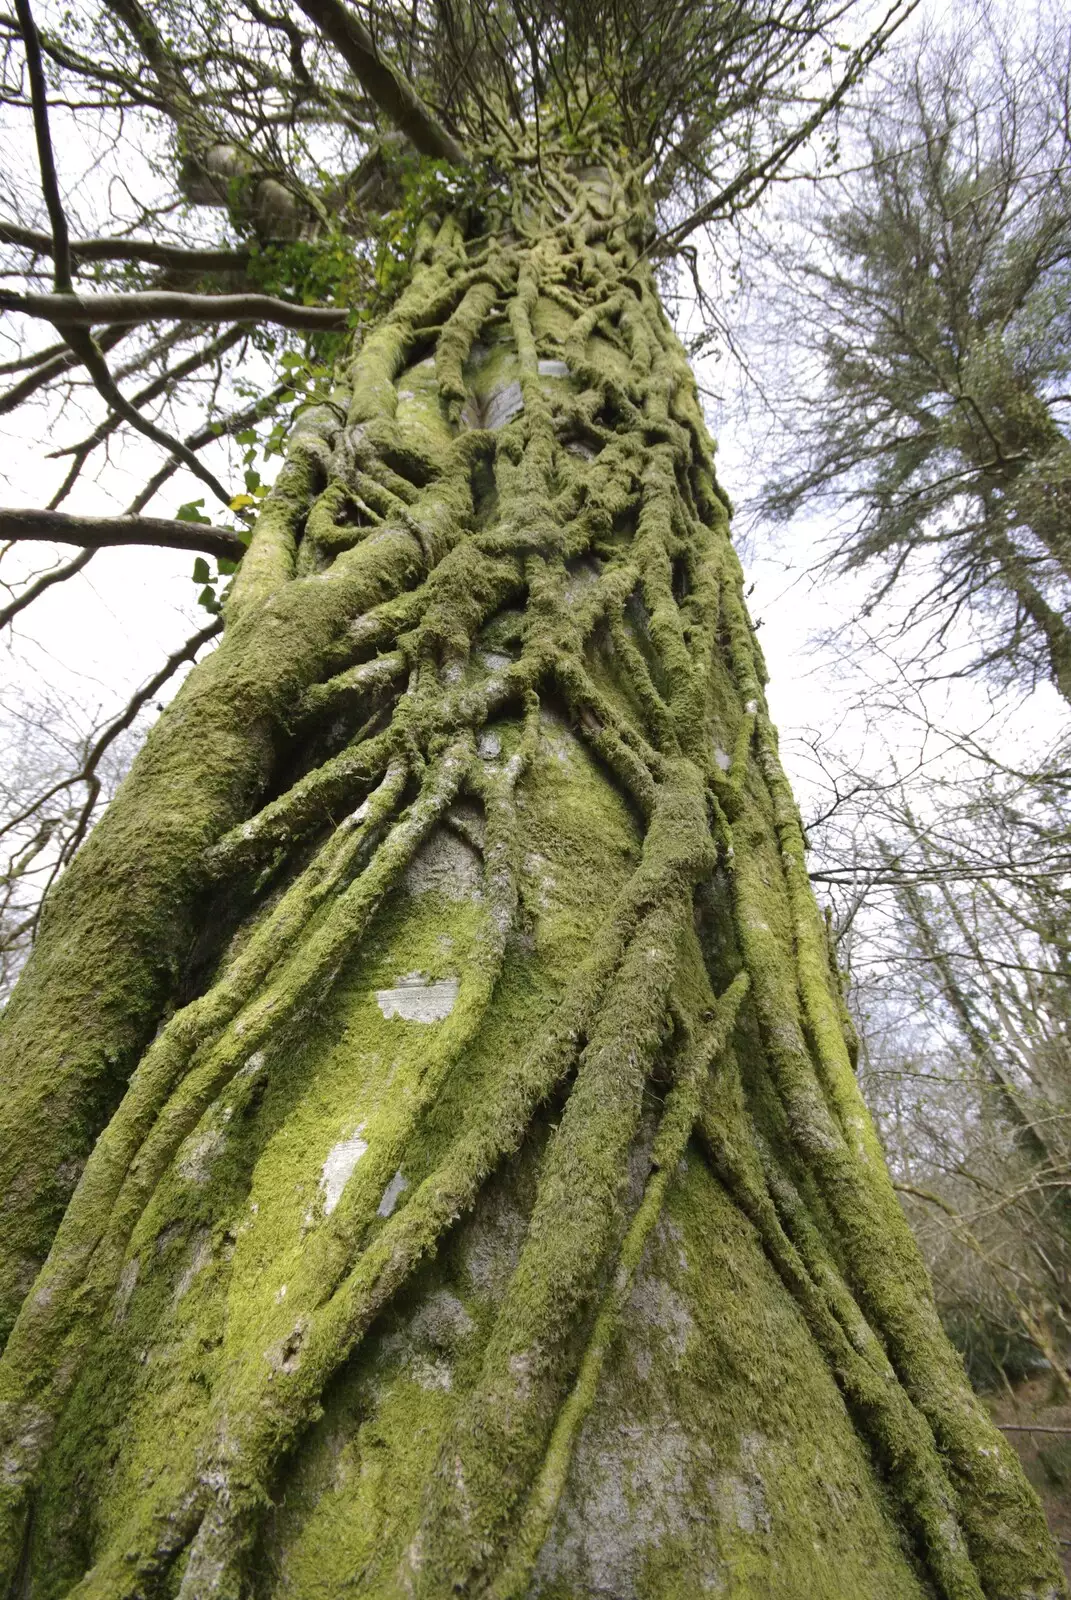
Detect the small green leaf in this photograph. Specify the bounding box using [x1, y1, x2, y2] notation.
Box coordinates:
[192, 556, 211, 584]
[176, 499, 210, 524]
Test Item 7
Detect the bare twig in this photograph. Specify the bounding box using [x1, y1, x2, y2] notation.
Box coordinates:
[60, 323, 235, 507]
[124, 379, 290, 514]
[0, 545, 93, 630]
[52, 616, 223, 877]
[996, 1424, 1071, 1435]
[46, 325, 244, 508]
[654, 0, 922, 251]
[0, 323, 126, 415]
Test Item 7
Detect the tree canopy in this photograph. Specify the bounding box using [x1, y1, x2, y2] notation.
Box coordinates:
[0, 0, 917, 562]
[752, 9, 1071, 702]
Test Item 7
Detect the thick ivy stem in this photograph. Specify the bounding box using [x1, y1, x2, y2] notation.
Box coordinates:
[490, 972, 750, 1600]
[0, 755, 408, 1486]
[400, 766, 715, 1595]
[696, 1086, 988, 1600]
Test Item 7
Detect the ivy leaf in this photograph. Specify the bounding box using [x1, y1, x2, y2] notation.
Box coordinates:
[192, 556, 212, 584]
[229, 493, 256, 511]
[176, 499, 210, 524]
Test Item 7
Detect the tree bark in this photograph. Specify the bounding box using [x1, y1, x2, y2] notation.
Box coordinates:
[0, 161, 1062, 1599]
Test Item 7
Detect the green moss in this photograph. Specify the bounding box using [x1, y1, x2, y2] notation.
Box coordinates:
[530, 1147, 931, 1600]
[491, 972, 750, 1599]
[1, 149, 1063, 1600]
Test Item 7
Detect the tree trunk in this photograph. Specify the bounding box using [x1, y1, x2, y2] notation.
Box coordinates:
[0, 162, 1062, 1599]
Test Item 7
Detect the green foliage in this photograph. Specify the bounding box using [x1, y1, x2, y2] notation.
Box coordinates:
[246, 234, 373, 340]
[372, 153, 489, 304]
[175, 498, 210, 524]
[190, 540, 244, 614]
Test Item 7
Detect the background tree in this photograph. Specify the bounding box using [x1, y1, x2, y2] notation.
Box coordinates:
[0, 2, 1063, 1597]
[799, 716, 1071, 1388]
[716, 0, 1071, 1429]
[749, 6, 1071, 703]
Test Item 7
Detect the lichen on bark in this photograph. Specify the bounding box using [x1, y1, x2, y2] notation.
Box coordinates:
[0, 146, 1063, 1599]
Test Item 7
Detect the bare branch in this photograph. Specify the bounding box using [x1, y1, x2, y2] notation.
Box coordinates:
[0, 221, 250, 273]
[0, 287, 348, 332]
[52, 616, 223, 874]
[46, 325, 244, 508]
[14, 0, 71, 292]
[0, 323, 126, 415]
[124, 379, 290, 514]
[294, 0, 466, 164]
[0, 545, 93, 630]
[997, 1425, 1071, 1435]
[0, 507, 246, 562]
[655, 0, 922, 252]
[59, 324, 234, 507]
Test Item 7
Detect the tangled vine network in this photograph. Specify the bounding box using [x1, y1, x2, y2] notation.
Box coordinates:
[0, 5, 1062, 1592]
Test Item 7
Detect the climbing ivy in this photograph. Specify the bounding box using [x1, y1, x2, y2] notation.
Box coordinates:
[0, 138, 1061, 1600]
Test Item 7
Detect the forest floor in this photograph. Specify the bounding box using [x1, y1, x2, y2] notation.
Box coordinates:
[986, 1375, 1071, 1580]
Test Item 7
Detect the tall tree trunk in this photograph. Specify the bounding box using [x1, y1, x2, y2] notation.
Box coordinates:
[0, 162, 1062, 1599]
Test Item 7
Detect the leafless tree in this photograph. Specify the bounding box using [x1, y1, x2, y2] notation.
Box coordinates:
[796, 700, 1071, 1386]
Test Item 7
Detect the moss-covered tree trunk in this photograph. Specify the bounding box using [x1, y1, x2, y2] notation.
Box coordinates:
[0, 156, 1063, 1599]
